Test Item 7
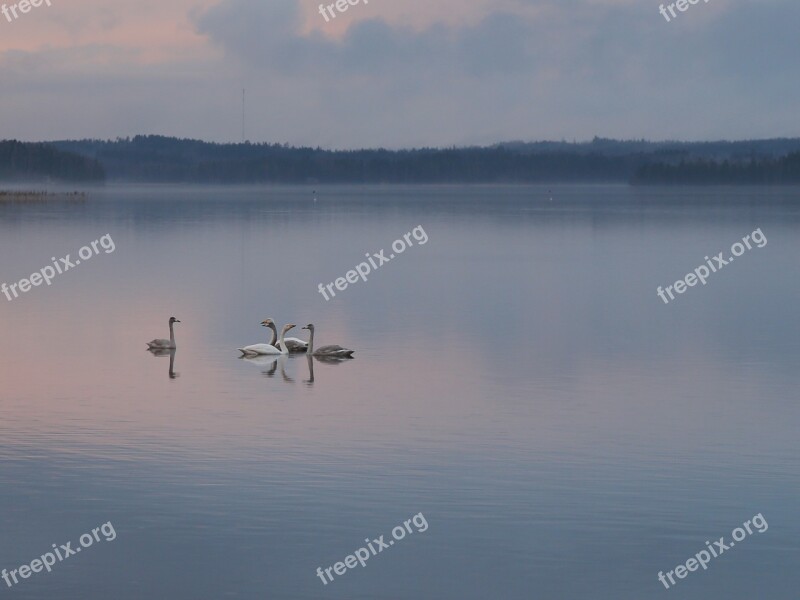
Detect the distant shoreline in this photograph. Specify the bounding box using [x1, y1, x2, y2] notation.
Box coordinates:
[4, 136, 800, 185]
[0, 190, 88, 203]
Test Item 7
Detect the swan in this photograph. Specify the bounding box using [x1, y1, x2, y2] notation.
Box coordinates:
[262, 318, 308, 352]
[147, 317, 180, 350]
[301, 324, 355, 358]
[238, 323, 296, 356]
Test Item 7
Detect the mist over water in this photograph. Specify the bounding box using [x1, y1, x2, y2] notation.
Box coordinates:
[1, 184, 799, 599]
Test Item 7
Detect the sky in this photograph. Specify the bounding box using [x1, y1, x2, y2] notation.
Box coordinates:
[0, 0, 798, 148]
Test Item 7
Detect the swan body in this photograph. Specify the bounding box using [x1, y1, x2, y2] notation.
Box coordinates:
[238, 343, 280, 356]
[302, 324, 354, 358]
[239, 323, 295, 356]
[147, 317, 180, 350]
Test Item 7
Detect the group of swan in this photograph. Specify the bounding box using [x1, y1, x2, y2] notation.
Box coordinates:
[239, 320, 355, 358]
[146, 317, 355, 359]
[239, 319, 308, 355]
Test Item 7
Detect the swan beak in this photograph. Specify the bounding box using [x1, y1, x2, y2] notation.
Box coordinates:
[175, 319, 181, 323]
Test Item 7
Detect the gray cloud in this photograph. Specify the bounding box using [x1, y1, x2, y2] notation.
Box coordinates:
[1, 0, 799, 147]
[195, 0, 536, 78]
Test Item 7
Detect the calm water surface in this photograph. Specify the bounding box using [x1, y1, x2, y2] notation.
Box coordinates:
[1, 185, 799, 599]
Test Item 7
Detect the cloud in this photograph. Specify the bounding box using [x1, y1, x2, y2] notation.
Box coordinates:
[194, 0, 534, 78]
[0, 0, 799, 146]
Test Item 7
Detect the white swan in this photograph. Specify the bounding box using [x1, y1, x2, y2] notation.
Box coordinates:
[301, 324, 354, 358]
[260, 318, 308, 352]
[147, 317, 180, 350]
[238, 323, 295, 356]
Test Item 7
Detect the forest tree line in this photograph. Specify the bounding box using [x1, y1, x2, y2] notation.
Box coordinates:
[4, 136, 800, 184]
[631, 152, 800, 184]
[0, 140, 105, 182]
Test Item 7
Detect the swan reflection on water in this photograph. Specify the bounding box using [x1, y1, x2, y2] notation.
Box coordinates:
[239, 354, 296, 380]
[304, 354, 354, 386]
[147, 348, 179, 379]
[239, 352, 352, 385]
[239, 354, 279, 377]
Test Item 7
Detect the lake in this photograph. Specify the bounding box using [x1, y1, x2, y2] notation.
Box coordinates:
[1, 184, 798, 599]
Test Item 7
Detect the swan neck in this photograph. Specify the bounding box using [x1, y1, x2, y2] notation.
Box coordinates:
[279, 328, 289, 354]
[267, 323, 277, 346]
[169, 321, 175, 343]
[307, 328, 314, 354]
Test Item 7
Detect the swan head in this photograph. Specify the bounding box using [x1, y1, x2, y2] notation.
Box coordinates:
[169, 317, 181, 324]
[283, 323, 296, 333]
[260, 318, 274, 328]
[301, 324, 315, 332]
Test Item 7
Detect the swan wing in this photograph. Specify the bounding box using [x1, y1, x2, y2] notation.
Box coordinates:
[277, 337, 309, 352]
[316, 344, 346, 353]
[315, 345, 355, 357]
[238, 343, 280, 355]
